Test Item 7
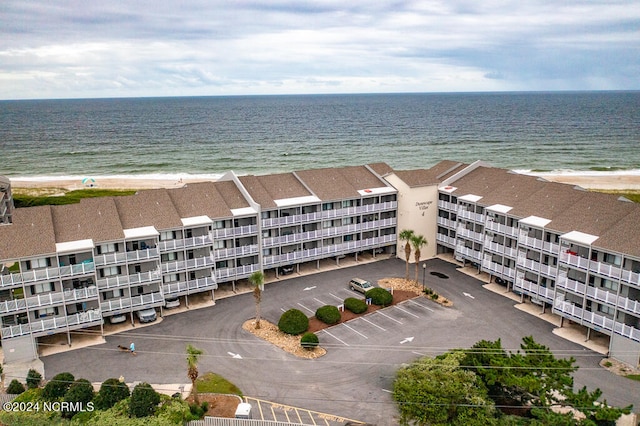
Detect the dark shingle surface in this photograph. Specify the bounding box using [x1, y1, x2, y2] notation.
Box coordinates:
[0, 206, 56, 259]
[114, 189, 183, 230]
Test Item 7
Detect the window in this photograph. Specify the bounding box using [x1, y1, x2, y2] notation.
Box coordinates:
[35, 307, 58, 318]
[102, 266, 120, 277]
[322, 203, 333, 211]
[604, 253, 622, 266]
[27, 257, 50, 270]
[31, 282, 54, 294]
[598, 304, 615, 316]
[160, 231, 176, 241]
[162, 252, 178, 262]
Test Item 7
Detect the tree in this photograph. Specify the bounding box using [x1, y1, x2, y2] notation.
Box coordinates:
[129, 382, 160, 418]
[410, 234, 428, 283]
[62, 378, 94, 419]
[6, 379, 25, 394]
[249, 270, 265, 329]
[26, 368, 42, 389]
[461, 336, 577, 410]
[94, 377, 130, 410]
[393, 351, 496, 425]
[399, 229, 414, 280]
[186, 344, 204, 405]
[564, 386, 632, 425]
[42, 372, 75, 400]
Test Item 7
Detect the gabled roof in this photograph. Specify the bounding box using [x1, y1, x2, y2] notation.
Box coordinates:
[595, 207, 640, 258]
[0, 206, 56, 259]
[295, 165, 393, 201]
[239, 173, 312, 209]
[114, 189, 183, 231]
[167, 181, 239, 220]
[54, 197, 124, 243]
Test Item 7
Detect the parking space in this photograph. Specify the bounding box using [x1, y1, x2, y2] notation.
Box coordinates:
[245, 397, 365, 425]
[318, 297, 440, 347]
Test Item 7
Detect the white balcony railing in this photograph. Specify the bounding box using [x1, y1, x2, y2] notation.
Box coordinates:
[97, 270, 161, 290]
[1, 309, 102, 339]
[213, 225, 257, 239]
[158, 235, 212, 252]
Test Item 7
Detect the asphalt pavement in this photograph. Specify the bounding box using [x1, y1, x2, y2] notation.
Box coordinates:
[42, 258, 640, 425]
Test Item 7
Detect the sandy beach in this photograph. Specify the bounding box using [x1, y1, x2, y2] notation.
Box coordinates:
[8, 173, 640, 192]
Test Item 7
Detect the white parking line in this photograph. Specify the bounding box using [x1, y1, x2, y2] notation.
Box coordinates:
[321, 329, 350, 346]
[375, 310, 403, 324]
[313, 297, 327, 305]
[297, 302, 314, 314]
[342, 323, 368, 339]
[360, 317, 386, 331]
[393, 305, 420, 318]
[328, 292, 343, 302]
[407, 299, 434, 312]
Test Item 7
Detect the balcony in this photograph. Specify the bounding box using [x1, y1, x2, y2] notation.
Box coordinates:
[552, 299, 614, 335]
[588, 259, 622, 280]
[437, 199, 457, 212]
[482, 259, 516, 279]
[215, 264, 259, 281]
[437, 216, 456, 229]
[0, 262, 96, 287]
[162, 276, 217, 296]
[457, 208, 485, 223]
[559, 252, 590, 270]
[97, 270, 161, 290]
[518, 232, 543, 250]
[621, 270, 640, 288]
[94, 248, 159, 266]
[456, 226, 484, 243]
[1, 309, 103, 339]
[486, 221, 518, 237]
[0, 286, 99, 314]
[262, 234, 396, 267]
[456, 245, 482, 262]
[214, 245, 259, 261]
[542, 241, 560, 254]
[99, 291, 164, 313]
[514, 278, 554, 302]
[556, 275, 586, 295]
[213, 225, 257, 239]
[158, 235, 212, 252]
[436, 233, 456, 247]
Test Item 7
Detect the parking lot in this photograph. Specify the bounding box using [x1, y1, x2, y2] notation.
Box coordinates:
[41, 257, 640, 425]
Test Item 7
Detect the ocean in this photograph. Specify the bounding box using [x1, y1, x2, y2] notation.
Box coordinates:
[1, 91, 639, 180]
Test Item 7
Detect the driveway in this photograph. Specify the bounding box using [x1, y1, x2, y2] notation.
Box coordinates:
[42, 258, 640, 425]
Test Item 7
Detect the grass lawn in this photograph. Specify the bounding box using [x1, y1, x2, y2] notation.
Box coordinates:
[196, 372, 242, 396]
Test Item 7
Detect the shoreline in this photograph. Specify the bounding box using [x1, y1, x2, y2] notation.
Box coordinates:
[8, 173, 640, 192]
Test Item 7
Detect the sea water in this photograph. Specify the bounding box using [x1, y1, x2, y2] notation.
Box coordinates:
[1, 91, 638, 179]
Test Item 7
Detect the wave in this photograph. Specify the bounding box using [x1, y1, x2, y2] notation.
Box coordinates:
[8, 173, 226, 182]
[513, 168, 640, 177]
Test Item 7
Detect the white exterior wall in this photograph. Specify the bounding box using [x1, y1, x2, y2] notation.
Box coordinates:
[384, 174, 438, 262]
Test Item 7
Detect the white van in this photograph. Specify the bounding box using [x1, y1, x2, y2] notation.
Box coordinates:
[234, 402, 252, 419]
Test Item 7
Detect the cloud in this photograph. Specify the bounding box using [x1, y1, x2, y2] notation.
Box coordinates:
[0, 0, 638, 99]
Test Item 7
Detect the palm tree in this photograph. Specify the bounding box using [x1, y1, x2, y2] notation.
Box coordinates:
[411, 234, 428, 283]
[186, 344, 204, 404]
[399, 229, 415, 281]
[249, 271, 265, 329]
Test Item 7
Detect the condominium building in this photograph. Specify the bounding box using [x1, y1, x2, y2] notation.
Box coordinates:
[0, 176, 12, 224]
[0, 165, 398, 363]
[387, 160, 640, 367]
[1, 161, 639, 367]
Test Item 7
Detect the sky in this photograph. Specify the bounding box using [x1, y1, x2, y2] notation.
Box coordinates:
[1, 1, 638, 100]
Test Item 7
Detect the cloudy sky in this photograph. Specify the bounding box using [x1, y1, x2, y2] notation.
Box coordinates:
[1, 1, 638, 99]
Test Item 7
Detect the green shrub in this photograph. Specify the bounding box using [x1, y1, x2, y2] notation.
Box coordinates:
[94, 377, 130, 410]
[42, 372, 74, 400]
[366, 287, 393, 307]
[300, 332, 319, 349]
[6, 379, 25, 395]
[129, 382, 161, 418]
[344, 297, 367, 314]
[26, 369, 42, 389]
[189, 402, 205, 419]
[62, 378, 94, 419]
[431, 292, 439, 300]
[315, 305, 341, 325]
[278, 309, 309, 335]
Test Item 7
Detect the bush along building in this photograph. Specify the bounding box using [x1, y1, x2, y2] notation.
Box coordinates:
[0, 165, 398, 363]
[0, 161, 639, 368]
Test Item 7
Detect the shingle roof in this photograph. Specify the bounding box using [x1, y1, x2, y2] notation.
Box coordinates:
[393, 160, 469, 187]
[53, 197, 124, 243]
[595, 207, 640, 258]
[294, 165, 392, 200]
[239, 173, 312, 209]
[0, 206, 56, 259]
[167, 182, 236, 219]
[114, 189, 183, 230]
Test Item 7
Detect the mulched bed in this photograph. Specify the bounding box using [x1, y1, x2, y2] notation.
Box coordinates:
[307, 290, 418, 333]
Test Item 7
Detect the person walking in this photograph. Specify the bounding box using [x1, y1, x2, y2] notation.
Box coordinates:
[129, 341, 136, 356]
